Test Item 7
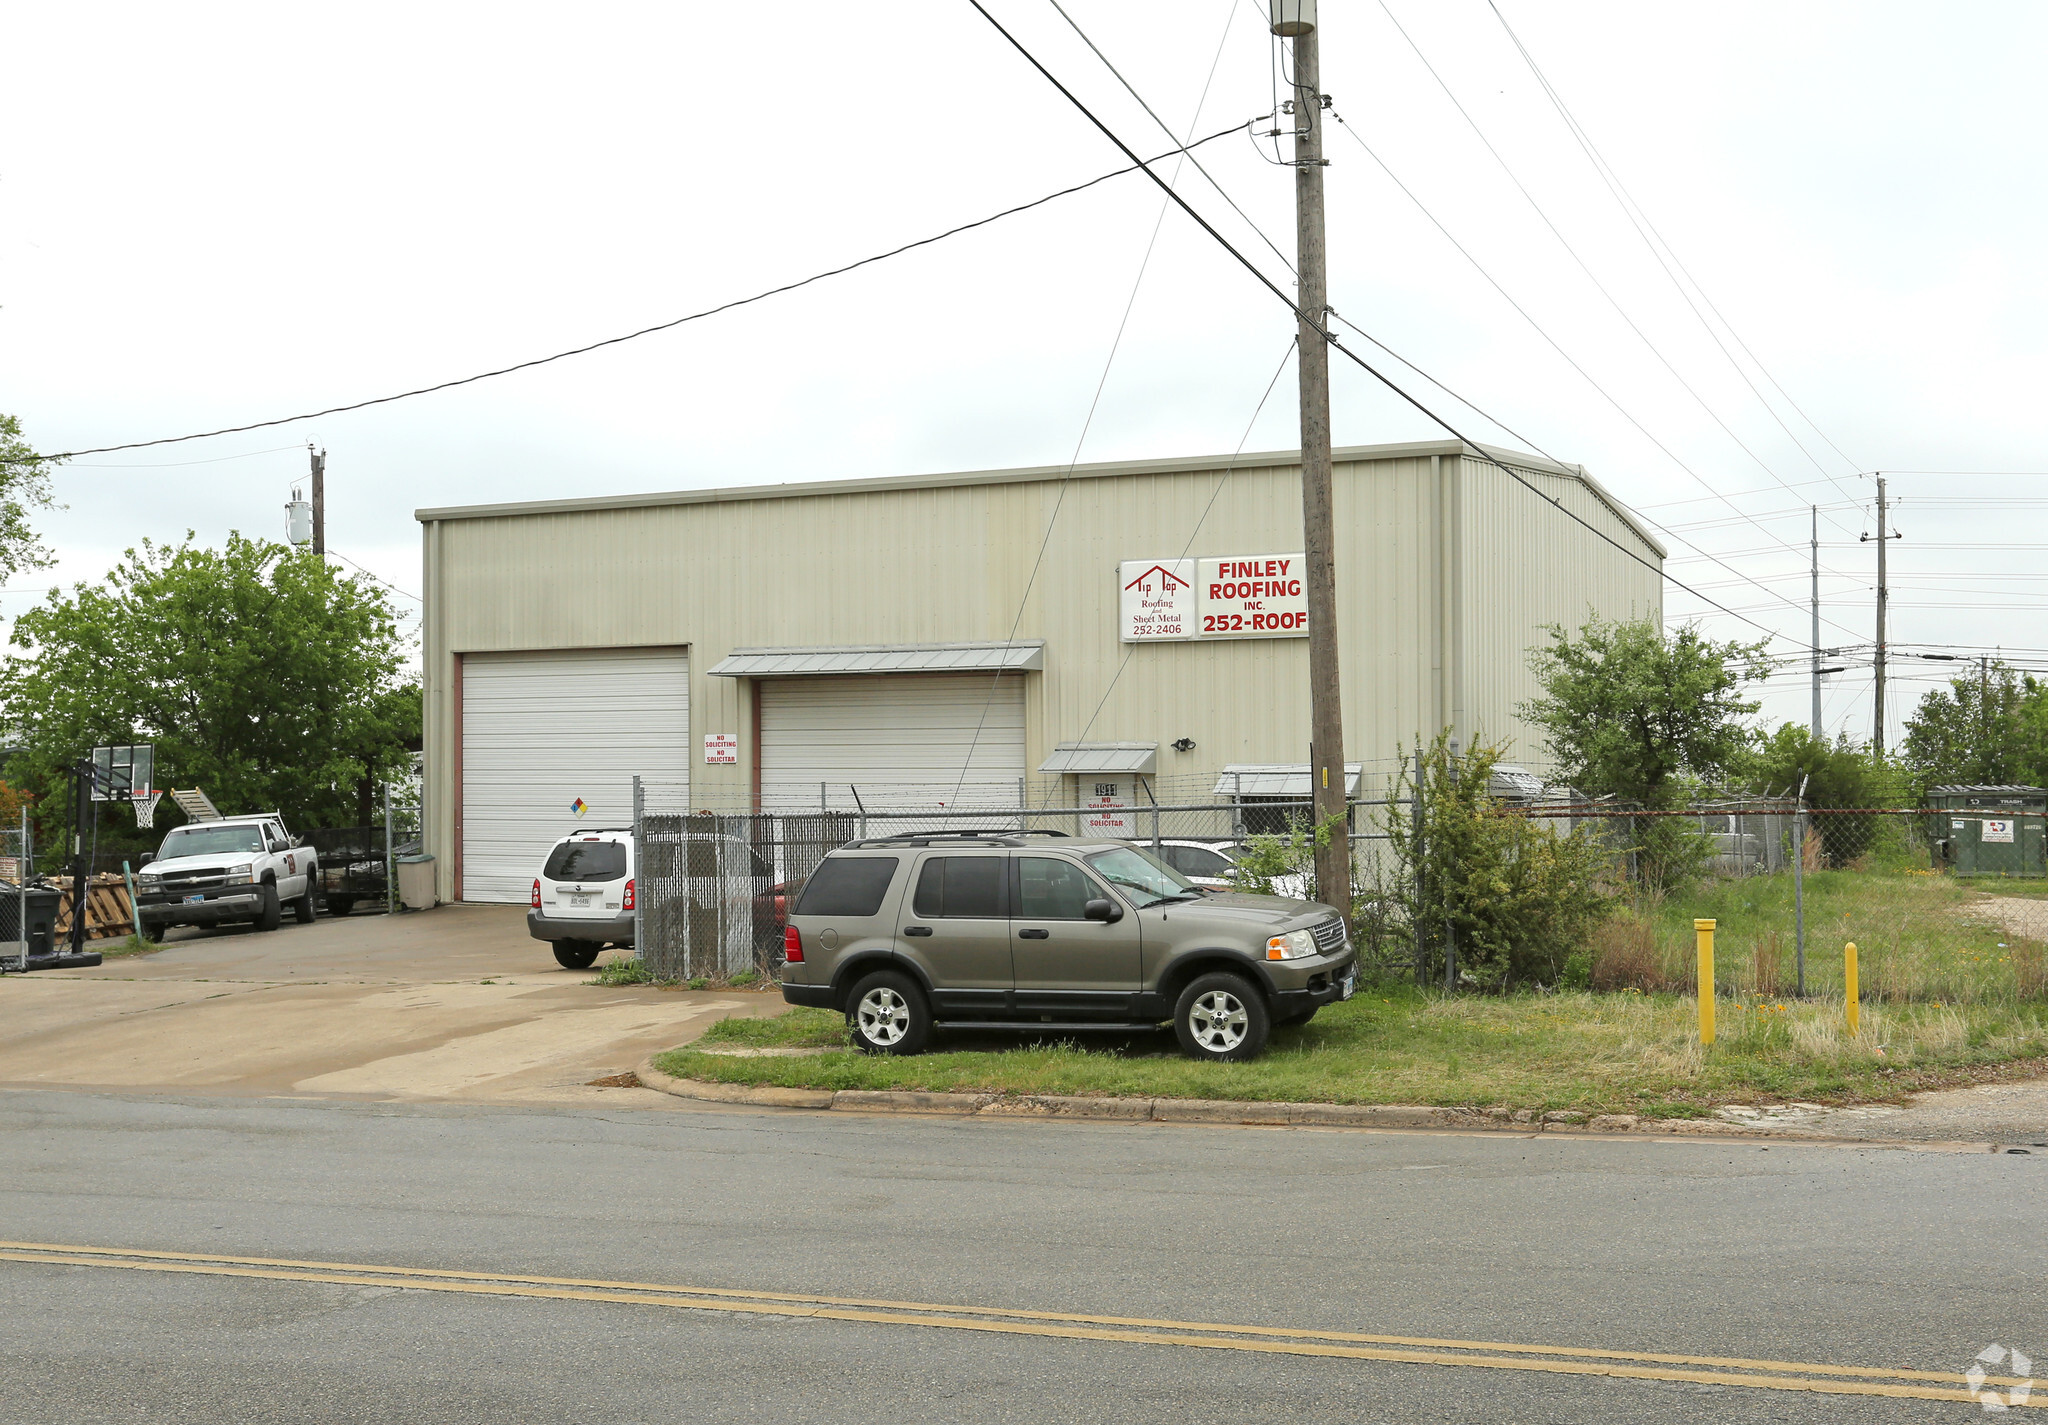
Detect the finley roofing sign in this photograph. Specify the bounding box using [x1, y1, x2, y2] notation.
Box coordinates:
[1118, 554, 1308, 642]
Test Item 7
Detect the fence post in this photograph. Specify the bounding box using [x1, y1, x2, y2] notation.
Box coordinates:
[1444, 742, 1459, 992]
[382, 782, 395, 914]
[633, 775, 645, 964]
[1231, 773, 1243, 844]
[1696, 918, 1716, 1046]
[1412, 749, 1425, 988]
[18, 806, 28, 969]
[1793, 809, 1807, 997]
[1844, 941, 1859, 1036]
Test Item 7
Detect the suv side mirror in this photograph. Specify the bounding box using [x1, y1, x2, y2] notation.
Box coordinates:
[1083, 897, 1121, 923]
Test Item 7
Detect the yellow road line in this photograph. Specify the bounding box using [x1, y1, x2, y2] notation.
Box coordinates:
[1, 1242, 2031, 1405]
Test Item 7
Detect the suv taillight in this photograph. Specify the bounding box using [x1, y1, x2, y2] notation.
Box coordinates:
[623, 878, 635, 911]
[530, 878, 541, 909]
[783, 926, 803, 963]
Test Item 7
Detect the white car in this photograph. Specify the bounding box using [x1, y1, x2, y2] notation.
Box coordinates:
[528, 829, 635, 969]
[1151, 839, 1312, 900]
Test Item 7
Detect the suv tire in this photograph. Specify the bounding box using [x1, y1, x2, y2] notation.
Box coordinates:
[553, 940, 601, 970]
[846, 970, 931, 1056]
[255, 883, 282, 932]
[1173, 972, 1269, 1061]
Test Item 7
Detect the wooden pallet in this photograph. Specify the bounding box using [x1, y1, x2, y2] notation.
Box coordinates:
[51, 874, 136, 941]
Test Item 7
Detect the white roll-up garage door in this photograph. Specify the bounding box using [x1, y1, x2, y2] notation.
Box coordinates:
[759, 674, 1024, 810]
[460, 648, 689, 902]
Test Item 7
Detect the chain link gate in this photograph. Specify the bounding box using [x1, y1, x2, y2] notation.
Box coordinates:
[636, 811, 855, 980]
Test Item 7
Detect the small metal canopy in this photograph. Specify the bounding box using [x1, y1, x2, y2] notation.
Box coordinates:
[1213, 763, 1363, 797]
[1038, 742, 1158, 776]
[708, 641, 1045, 678]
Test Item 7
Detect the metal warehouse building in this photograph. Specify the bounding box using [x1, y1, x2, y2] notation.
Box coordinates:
[416, 438, 1662, 904]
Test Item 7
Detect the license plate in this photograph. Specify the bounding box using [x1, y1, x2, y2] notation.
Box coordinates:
[1338, 972, 1356, 1001]
[568, 894, 593, 908]
[184, 894, 205, 904]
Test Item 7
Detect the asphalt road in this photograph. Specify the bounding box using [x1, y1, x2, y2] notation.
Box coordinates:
[4, 1088, 2044, 1423]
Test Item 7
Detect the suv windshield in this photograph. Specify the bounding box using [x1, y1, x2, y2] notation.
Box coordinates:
[1084, 845, 1197, 908]
[543, 841, 627, 882]
[158, 825, 266, 859]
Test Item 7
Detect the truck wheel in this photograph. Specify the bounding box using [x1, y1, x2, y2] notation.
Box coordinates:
[846, 970, 931, 1056]
[553, 940, 601, 970]
[139, 920, 164, 944]
[293, 879, 316, 924]
[1173, 972, 1270, 1061]
[327, 896, 356, 918]
[256, 883, 282, 932]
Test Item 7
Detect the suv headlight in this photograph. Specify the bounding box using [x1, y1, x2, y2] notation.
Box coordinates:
[1266, 929, 1318, 961]
[223, 864, 254, 884]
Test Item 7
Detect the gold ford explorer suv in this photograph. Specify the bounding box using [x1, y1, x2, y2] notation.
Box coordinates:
[778, 832, 1357, 1061]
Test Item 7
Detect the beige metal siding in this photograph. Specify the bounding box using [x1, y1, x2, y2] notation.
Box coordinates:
[1453, 454, 1664, 764]
[418, 441, 1661, 897]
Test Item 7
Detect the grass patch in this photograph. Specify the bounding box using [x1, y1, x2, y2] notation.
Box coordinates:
[94, 934, 163, 959]
[586, 958, 778, 990]
[1633, 870, 2046, 1005]
[654, 984, 2048, 1118]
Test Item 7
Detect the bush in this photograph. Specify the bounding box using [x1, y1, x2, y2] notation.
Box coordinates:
[1388, 733, 1616, 989]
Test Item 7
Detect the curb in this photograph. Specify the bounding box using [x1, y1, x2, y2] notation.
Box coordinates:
[631, 1058, 1980, 1144]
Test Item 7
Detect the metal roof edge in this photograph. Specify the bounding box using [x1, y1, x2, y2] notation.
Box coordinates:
[413, 439, 1492, 524]
[1462, 443, 1666, 561]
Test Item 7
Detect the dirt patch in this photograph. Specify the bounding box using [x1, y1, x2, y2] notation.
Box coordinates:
[1964, 895, 2048, 941]
[585, 1071, 642, 1088]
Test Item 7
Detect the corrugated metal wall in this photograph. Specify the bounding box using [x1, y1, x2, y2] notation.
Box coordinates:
[418, 441, 1662, 899]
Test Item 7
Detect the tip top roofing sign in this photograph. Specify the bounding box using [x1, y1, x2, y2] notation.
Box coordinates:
[1119, 554, 1308, 642]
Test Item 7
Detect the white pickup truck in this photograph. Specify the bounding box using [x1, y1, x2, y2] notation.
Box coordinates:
[133, 813, 320, 941]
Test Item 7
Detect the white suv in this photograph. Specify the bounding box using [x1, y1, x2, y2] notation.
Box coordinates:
[527, 829, 634, 969]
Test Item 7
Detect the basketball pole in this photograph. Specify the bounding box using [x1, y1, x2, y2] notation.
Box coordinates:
[69, 756, 92, 957]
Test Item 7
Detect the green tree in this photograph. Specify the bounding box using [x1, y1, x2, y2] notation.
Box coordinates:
[1899, 661, 2048, 795]
[1387, 733, 1615, 989]
[3, 533, 417, 837]
[1521, 615, 1773, 806]
[1743, 723, 1898, 807]
[0, 413, 59, 581]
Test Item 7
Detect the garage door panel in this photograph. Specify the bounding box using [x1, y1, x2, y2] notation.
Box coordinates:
[759, 674, 1024, 811]
[461, 648, 688, 903]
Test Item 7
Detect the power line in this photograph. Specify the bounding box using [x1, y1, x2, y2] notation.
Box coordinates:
[328, 550, 422, 604]
[961, 0, 1807, 653]
[952, 0, 1246, 802]
[1370, 0, 1863, 522]
[1480, 0, 1866, 486]
[1042, 0, 1859, 636]
[1321, 105, 1867, 633]
[1055, 338, 1298, 802]
[0, 125, 1248, 466]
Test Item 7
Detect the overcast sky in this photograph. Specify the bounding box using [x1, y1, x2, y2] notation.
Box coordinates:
[5, 1, 2044, 754]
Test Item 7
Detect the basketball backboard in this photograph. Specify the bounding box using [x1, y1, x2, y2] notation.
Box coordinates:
[90, 744, 154, 802]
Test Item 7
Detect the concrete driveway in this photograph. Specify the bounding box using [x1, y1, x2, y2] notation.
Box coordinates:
[0, 904, 781, 1104]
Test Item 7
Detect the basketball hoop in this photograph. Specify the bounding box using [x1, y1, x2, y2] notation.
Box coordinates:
[133, 791, 164, 830]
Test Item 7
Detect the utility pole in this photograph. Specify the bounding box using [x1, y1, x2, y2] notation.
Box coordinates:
[1863, 475, 1891, 758]
[1272, 0, 1350, 920]
[1810, 506, 1822, 740]
[310, 446, 326, 556]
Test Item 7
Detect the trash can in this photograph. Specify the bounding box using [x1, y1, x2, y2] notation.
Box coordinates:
[0, 883, 60, 958]
[395, 854, 437, 911]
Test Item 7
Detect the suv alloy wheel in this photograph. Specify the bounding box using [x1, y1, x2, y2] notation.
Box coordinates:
[846, 970, 931, 1056]
[1173, 971, 1270, 1061]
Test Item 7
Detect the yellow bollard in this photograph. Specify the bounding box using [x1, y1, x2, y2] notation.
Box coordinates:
[1695, 918, 1716, 1046]
[1844, 942, 1859, 1037]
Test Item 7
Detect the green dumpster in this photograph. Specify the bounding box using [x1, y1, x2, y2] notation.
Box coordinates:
[1927, 785, 2048, 878]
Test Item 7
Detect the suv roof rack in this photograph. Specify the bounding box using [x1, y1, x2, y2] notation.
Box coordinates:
[844, 829, 1072, 850]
